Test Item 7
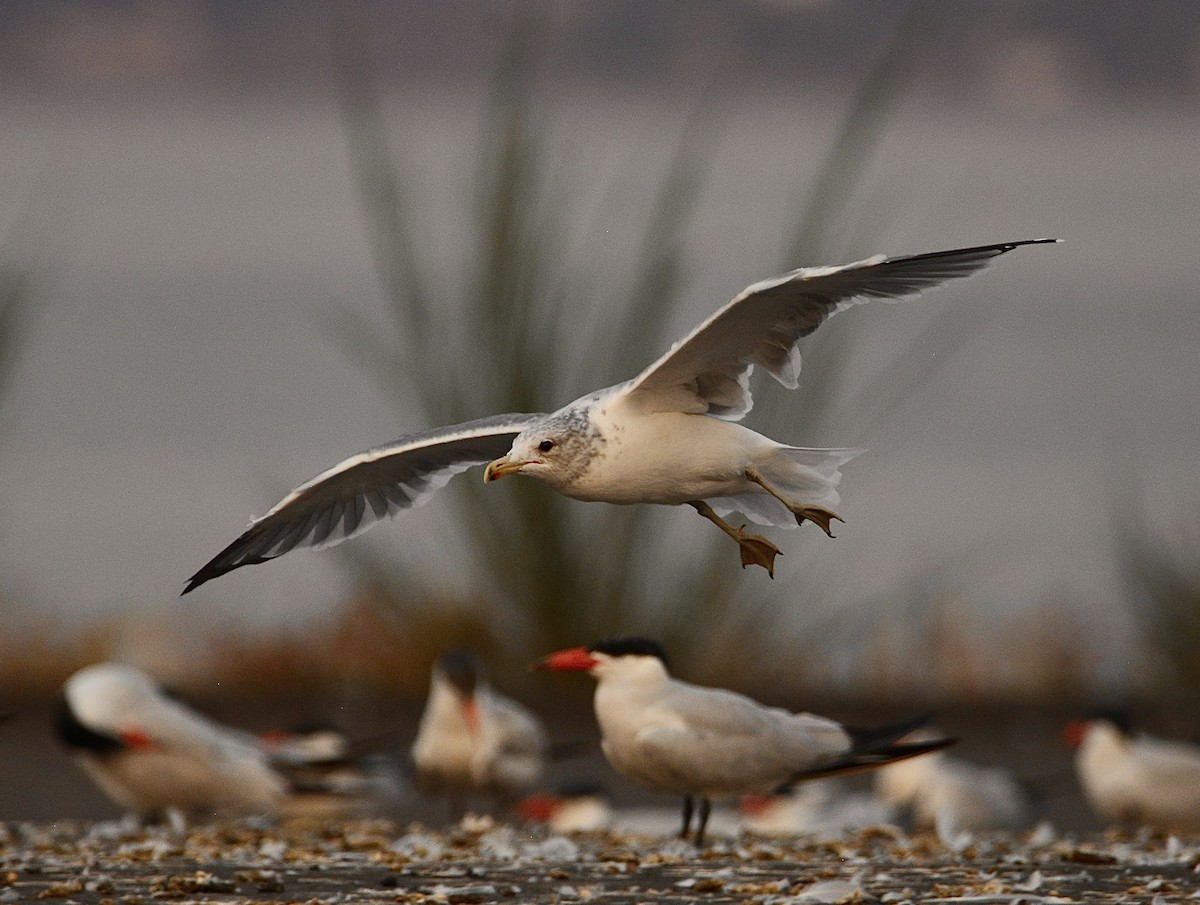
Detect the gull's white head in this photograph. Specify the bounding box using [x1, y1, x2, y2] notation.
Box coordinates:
[483, 406, 600, 491]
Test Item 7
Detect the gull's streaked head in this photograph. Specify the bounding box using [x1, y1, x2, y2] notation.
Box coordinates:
[483, 406, 600, 491]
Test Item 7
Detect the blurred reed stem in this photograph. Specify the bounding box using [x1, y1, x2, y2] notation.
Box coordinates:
[1121, 508, 1200, 691]
[0, 261, 31, 416]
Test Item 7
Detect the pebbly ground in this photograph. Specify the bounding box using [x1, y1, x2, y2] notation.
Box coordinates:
[2, 818, 1198, 905]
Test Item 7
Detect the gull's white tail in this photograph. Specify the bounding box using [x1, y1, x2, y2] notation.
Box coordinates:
[709, 446, 865, 528]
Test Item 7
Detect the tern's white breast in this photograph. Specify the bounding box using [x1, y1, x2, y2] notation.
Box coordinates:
[411, 680, 476, 785]
[1078, 726, 1200, 828]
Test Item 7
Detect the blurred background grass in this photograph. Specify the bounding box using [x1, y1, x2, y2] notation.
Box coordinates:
[0, 0, 1196, 713]
[319, 2, 976, 679]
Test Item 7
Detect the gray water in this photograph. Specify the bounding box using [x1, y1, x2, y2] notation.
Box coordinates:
[0, 88, 1196, 694]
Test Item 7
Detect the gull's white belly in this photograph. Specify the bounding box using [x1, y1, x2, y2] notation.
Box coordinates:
[566, 410, 771, 505]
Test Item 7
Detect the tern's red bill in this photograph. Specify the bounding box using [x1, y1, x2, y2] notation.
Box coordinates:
[119, 727, 157, 750]
[1062, 719, 1088, 748]
[534, 647, 599, 672]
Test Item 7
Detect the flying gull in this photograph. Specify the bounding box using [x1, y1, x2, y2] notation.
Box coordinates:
[184, 239, 1057, 593]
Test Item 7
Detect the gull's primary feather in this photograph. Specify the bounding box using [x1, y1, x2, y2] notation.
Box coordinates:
[618, 240, 1059, 421]
[183, 413, 544, 593]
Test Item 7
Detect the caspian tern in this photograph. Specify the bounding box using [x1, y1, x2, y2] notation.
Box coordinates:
[738, 780, 897, 838]
[516, 783, 613, 833]
[535, 636, 954, 845]
[873, 731, 1035, 837]
[1064, 712, 1200, 830]
[183, 240, 1057, 592]
[258, 725, 407, 819]
[410, 649, 547, 811]
[57, 663, 396, 821]
[516, 783, 743, 837]
[56, 662, 288, 819]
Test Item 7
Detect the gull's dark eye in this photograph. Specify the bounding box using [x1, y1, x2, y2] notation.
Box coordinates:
[538, 440, 555, 453]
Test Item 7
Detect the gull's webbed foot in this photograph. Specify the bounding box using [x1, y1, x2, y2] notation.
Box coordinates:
[734, 527, 781, 578]
[794, 506, 843, 538]
[744, 467, 845, 538]
[689, 501, 780, 578]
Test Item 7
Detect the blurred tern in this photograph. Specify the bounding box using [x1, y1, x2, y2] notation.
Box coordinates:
[183, 240, 1057, 591]
[1065, 712, 1200, 830]
[516, 782, 743, 837]
[516, 783, 613, 833]
[738, 780, 897, 838]
[874, 730, 1035, 838]
[411, 649, 547, 811]
[56, 662, 287, 819]
[535, 636, 953, 845]
[57, 663, 395, 821]
[258, 724, 407, 820]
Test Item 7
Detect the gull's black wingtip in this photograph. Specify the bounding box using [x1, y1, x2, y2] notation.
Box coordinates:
[1005, 237, 1061, 250]
[181, 568, 215, 596]
[986, 238, 1061, 256]
[948, 237, 1061, 257]
[892, 238, 1060, 268]
[180, 549, 270, 596]
[181, 556, 230, 596]
[181, 546, 225, 596]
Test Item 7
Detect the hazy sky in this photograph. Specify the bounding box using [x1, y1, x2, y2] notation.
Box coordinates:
[1, 2, 1197, 693]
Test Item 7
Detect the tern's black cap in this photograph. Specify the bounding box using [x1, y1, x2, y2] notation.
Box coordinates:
[54, 691, 124, 756]
[437, 649, 481, 696]
[587, 636, 669, 668]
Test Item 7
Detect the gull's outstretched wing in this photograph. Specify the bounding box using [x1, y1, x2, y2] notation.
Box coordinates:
[617, 239, 1058, 420]
[183, 413, 545, 594]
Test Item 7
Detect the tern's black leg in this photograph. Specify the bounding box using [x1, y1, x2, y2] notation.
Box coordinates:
[679, 794, 694, 839]
[694, 797, 712, 847]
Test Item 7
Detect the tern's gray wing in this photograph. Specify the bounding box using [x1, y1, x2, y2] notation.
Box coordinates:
[628, 684, 853, 793]
[183, 413, 545, 594]
[617, 239, 1058, 421]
